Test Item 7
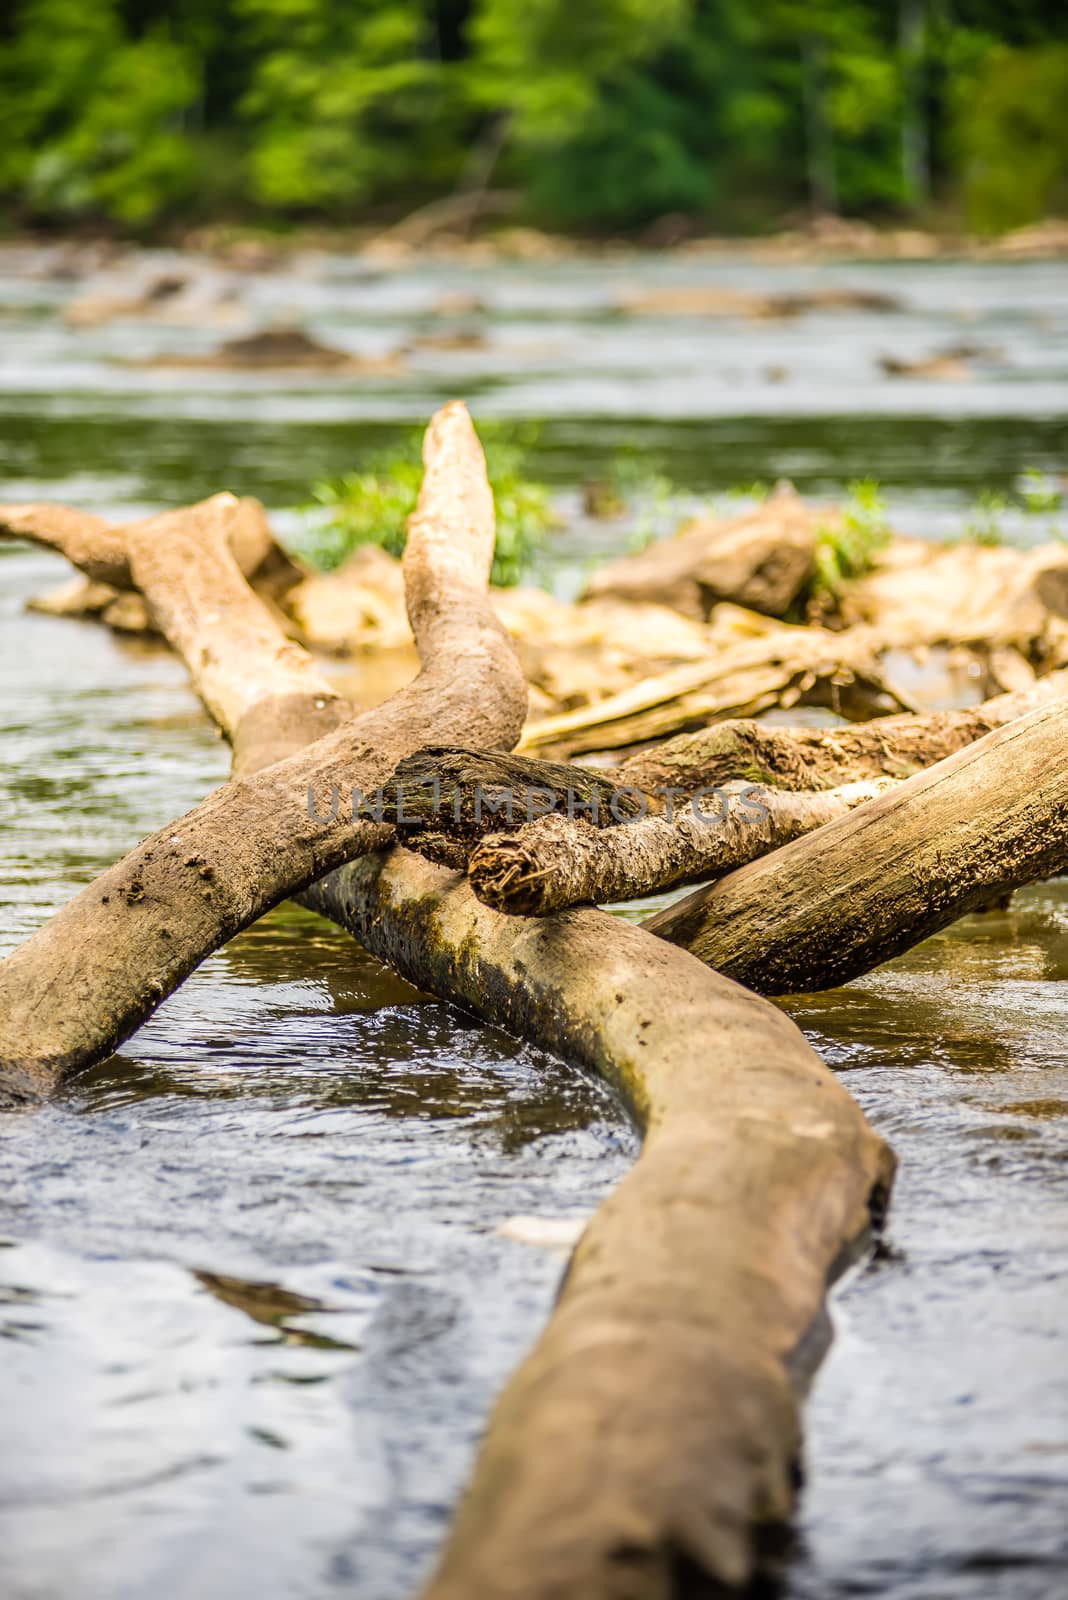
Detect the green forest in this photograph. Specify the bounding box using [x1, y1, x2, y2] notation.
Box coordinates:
[2, 0, 1067, 237]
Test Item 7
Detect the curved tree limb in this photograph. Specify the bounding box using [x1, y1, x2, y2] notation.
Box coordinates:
[303, 853, 894, 1599]
[0, 403, 526, 1101]
[0, 413, 899, 1597]
[0, 491, 277, 590]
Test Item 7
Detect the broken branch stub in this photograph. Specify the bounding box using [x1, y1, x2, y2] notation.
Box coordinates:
[465, 779, 892, 915]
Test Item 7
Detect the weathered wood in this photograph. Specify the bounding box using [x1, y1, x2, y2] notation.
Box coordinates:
[379, 745, 649, 867]
[465, 780, 890, 915]
[0, 403, 526, 1101]
[621, 669, 1068, 793]
[0, 491, 277, 590]
[0, 414, 898, 1598]
[518, 625, 914, 759]
[304, 853, 895, 1600]
[580, 483, 820, 620]
[646, 701, 1068, 993]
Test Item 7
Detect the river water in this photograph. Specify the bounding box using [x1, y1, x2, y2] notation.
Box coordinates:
[0, 246, 1066, 1599]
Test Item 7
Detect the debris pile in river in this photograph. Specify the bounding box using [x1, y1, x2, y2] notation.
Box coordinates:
[19, 473, 1068, 761]
[1, 406, 1066, 1600]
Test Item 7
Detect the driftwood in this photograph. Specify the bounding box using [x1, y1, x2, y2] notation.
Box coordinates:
[581, 482, 821, 619]
[0, 408, 898, 1598]
[11, 406, 1062, 1598]
[620, 669, 1068, 792]
[0, 491, 277, 590]
[647, 700, 1068, 993]
[519, 624, 912, 758]
[465, 780, 891, 914]
[382, 669, 1068, 914]
[0, 404, 527, 1098]
[380, 746, 891, 912]
[839, 538, 1068, 670]
[320, 856, 894, 1600]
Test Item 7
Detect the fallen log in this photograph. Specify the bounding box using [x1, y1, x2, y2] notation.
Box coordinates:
[385, 675, 1065, 916]
[619, 668, 1068, 793]
[379, 746, 892, 911]
[519, 625, 913, 759]
[0, 411, 897, 1596]
[839, 537, 1068, 672]
[313, 854, 894, 1600]
[646, 700, 1068, 993]
[0, 403, 526, 1100]
[377, 745, 652, 868]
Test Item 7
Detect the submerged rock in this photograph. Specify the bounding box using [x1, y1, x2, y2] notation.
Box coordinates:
[138, 327, 406, 373]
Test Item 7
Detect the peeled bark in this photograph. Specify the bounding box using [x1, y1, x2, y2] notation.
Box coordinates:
[646, 700, 1068, 993]
[0, 403, 526, 1101]
[465, 780, 891, 915]
[621, 669, 1068, 793]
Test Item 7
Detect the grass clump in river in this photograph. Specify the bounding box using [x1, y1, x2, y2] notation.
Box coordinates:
[805, 479, 892, 612]
[296, 424, 556, 587]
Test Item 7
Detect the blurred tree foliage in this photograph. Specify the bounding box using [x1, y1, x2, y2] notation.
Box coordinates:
[1, 0, 1065, 233]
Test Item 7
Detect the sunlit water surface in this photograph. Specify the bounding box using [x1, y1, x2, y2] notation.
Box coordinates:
[1, 249, 1066, 1598]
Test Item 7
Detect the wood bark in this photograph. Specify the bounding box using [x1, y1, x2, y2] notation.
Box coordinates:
[0, 491, 277, 590]
[621, 669, 1068, 793]
[0, 404, 526, 1101]
[646, 700, 1068, 993]
[380, 746, 892, 911]
[464, 780, 891, 915]
[378, 745, 651, 869]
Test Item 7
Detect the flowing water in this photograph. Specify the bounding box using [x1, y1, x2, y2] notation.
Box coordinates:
[0, 246, 1065, 1599]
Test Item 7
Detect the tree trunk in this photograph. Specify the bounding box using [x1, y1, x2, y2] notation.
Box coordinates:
[899, 0, 930, 211]
[646, 701, 1068, 993]
[303, 854, 895, 1600]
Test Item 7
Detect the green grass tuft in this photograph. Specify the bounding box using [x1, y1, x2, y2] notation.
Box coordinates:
[805, 479, 892, 610]
[293, 425, 556, 588]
